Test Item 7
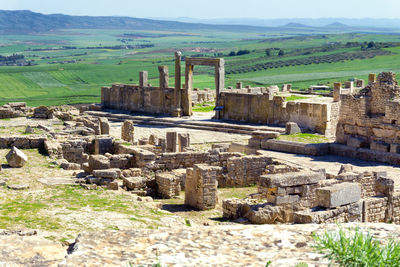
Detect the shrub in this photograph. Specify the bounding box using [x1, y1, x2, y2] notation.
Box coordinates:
[313, 227, 400, 267]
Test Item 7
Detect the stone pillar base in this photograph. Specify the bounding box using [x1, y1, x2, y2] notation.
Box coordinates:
[171, 108, 182, 117]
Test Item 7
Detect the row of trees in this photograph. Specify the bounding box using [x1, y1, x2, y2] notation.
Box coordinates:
[0, 53, 24, 62]
[265, 48, 284, 57]
[226, 50, 390, 75]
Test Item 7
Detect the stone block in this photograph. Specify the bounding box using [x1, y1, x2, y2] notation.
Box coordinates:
[285, 122, 301, 135]
[92, 169, 122, 179]
[88, 155, 110, 173]
[260, 171, 325, 188]
[123, 176, 146, 190]
[156, 173, 181, 199]
[6, 147, 27, 168]
[121, 120, 134, 143]
[98, 117, 110, 135]
[370, 141, 390, 152]
[316, 182, 361, 208]
[94, 137, 113, 155]
[166, 132, 177, 152]
[347, 136, 365, 148]
[178, 133, 190, 152]
[107, 181, 119, 190]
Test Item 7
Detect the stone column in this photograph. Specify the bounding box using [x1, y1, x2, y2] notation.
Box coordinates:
[158, 138, 166, 153]
[98, 117, 110, 135]
[282, 84, 288, 92]
[166, 132, 177, 152]
[333, 82, 342, 102]
[139, 71, 148, 87]
[368, 73, 376, 84]
[183, 62, 194, 116]
[215, 59, 225, 107]
[178, 133, 190, 152]
[171, 52, 182, 117]
[139, 71, 148, 110]
[236, 82, 242, 89]
[121, 120, 134, 143]
[158, 66, 169, 89]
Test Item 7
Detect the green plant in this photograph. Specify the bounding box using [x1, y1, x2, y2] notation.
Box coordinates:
[285, 95, 310, 101]
[312, 227, 400, 267]
[295, 263, 308, 267]
[265, 261, 272, 267]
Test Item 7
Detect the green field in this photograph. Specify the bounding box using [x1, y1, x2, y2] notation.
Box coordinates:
[1, 28, 400, 106]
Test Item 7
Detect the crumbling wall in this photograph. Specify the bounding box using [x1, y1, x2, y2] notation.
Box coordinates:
[185, 164, 221, 210]
[102, 84, 177, 115]
[221, 155, 274, 187]
[219, 92, 336, 135]
[336, 72, 400, 153]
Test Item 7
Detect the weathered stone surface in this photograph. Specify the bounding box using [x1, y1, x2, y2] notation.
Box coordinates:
[6, 146, 27, 168]
[294, 202, 362, 224]
[260, 170, 325, 188]
[94, 137, 113, 155]
[166, 132, 177, 152]
[178, 133, 190, 152]
[107, 180, 119, 190]
[0, 232, 66, 266]
[38, 177, 76, 186]
[285, 122, 301, 135]
[88, 155, 110, 173]
[185, 164, 221, 210]
[338, 164, 353, 175]
[8, 184, 29, 190]
[347, 137, 365, 148]
[123, 176, 146, 190]
[121, 120, 134, 143]
[93, 168, 121, 179]
[316, 182, 361, 208]
[33, 106, 53, 119]
[245, 204, 293, 224]
[60, 162, 81, 170]
[156, 173, 180, 199]
[98, 117, 110, 135]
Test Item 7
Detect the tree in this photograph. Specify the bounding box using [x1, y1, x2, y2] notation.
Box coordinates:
[265, 49, 271, 57]
[228, 51, 236, 57]
[367, 41, 376, 49]
[278, 50, 284, 57]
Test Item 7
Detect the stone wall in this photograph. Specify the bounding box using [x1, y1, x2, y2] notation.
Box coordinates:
[155, 151, 241, 171]
[221, 155, 274, 187]
[0, 136, 47, 149]
[185, 164, 221, 210]
[336, 72, 400, 153]
[218, 92, 339, 136]
[363, 197, 388, 222]
[101, 83, 178, 115]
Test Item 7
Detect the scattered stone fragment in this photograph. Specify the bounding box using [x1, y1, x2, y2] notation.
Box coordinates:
[285, 122, 301, 135]
[6, 146, 27, 168]
[8, 184, 29, 190]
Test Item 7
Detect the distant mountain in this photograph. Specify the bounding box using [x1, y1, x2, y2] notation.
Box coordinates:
[283, 23, 314, 28]
[156, 17, 400, 29]
[0, 10, 277, 34]
[325, 22, 349, 28]
[0, 10, 398, 35]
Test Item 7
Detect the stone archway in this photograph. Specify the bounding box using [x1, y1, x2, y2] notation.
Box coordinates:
[183, 57, 225, 116]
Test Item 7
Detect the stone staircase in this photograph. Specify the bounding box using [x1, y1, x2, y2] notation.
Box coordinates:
[84, 110, 285, 136]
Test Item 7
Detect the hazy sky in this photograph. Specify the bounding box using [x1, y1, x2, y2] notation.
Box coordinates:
[1, 0, 400, 19]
